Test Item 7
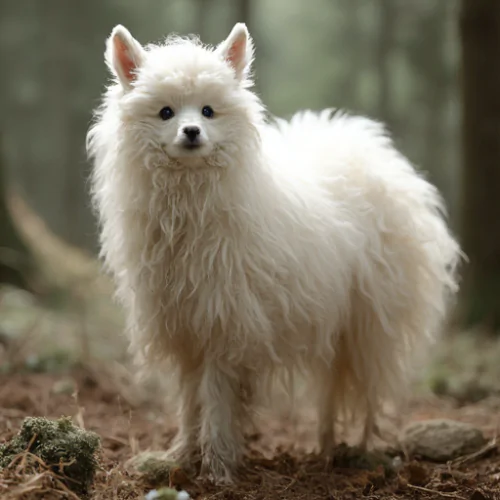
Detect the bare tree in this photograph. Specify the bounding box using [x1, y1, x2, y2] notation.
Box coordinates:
[459, 0, 500, 331]
[0, 138, 36, 291]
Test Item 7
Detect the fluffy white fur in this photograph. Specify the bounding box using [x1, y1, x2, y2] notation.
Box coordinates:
[87, 23, 461, 482]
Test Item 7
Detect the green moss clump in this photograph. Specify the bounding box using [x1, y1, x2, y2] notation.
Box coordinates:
[131, 451, 179, 486]
[0, 416, 100, 496]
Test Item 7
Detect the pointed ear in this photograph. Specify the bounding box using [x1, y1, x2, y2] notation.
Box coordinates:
[216, 23, 254, 81]
[105, 25, 145, 89]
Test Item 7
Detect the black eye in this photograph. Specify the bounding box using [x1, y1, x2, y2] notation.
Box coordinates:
[159, 106, 175, 120]
[201, 105, 214, 119]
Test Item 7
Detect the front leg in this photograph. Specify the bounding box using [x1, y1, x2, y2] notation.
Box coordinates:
[166, 362, 202, 469]
[199, 363, 245, 483]
[128, 355, 202, 477]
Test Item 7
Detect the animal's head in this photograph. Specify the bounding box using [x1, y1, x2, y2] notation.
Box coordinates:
[103, 23, 263, 170]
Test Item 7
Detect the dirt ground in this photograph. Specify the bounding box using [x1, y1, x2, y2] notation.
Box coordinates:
[0, 368, 498, 500]
[1, 190, 499, 499]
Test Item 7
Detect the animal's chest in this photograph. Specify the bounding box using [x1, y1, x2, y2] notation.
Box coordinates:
[144, 218, 261, 323]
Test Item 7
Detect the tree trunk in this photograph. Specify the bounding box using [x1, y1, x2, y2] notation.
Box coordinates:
[0, 138, 36, 291]
[422, 3, 453, 206]
[336, 0, 361, 110]
[459, 0, 500, 331]
[193, 0, 210, 41]
[376, 0, 395, 126]
[235, 0, 251, 27]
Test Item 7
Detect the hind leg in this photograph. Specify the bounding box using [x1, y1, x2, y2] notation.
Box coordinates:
[316, 363, 337, 457]
[360, 395, 388, 449]
[360, 405, 377, 449]
[346, 290, 402, 450]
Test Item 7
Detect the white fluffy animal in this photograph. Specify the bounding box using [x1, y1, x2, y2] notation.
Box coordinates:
[87, 23, 461, 482]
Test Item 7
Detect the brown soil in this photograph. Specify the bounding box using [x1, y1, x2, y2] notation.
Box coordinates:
[0, 369, 499, 500]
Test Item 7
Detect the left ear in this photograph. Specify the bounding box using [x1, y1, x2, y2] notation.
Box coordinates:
[216, 23, 254, 81]
[105, 25, 145, 90]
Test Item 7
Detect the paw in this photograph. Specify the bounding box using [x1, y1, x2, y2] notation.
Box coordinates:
[318, 430, 335, 456]
[199, 450, 235, 485]
[321, 451, 335, 471]
[166, 438, 200, 469]
[203, 472, 234, 486]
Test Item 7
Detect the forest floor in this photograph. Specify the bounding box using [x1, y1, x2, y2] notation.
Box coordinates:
[0, 366, 499, 500]
[0, 203, 500, 499]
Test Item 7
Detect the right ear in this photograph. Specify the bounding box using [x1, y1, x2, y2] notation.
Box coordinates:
[105, 25, 145, 89]
[216, 23, 254, 82]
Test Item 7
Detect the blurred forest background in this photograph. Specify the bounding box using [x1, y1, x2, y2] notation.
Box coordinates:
[0, 0, 499, 383]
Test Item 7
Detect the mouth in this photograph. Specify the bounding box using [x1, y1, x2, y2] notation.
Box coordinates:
[167, 140, 209, 158]
[162, 141, 220, 164]
[182, 143, 201, 151]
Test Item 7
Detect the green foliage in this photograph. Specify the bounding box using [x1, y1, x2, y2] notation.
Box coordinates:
[423, 333, 500, 402]
[0, 416, 100, 496]
[23, 349, 77, 373]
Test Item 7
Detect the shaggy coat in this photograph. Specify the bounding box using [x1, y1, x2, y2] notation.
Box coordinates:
[87, 23, 461, 482]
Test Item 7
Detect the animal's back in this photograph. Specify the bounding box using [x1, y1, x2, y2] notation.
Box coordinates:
[263, 109, 460, 284]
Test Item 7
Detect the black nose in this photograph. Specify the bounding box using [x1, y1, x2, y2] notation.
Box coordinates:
[183, 126, 201, 142]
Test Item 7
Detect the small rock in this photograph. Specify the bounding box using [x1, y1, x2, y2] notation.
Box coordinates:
[391, 456, 403, 472]
[400, 419, 486, 462]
